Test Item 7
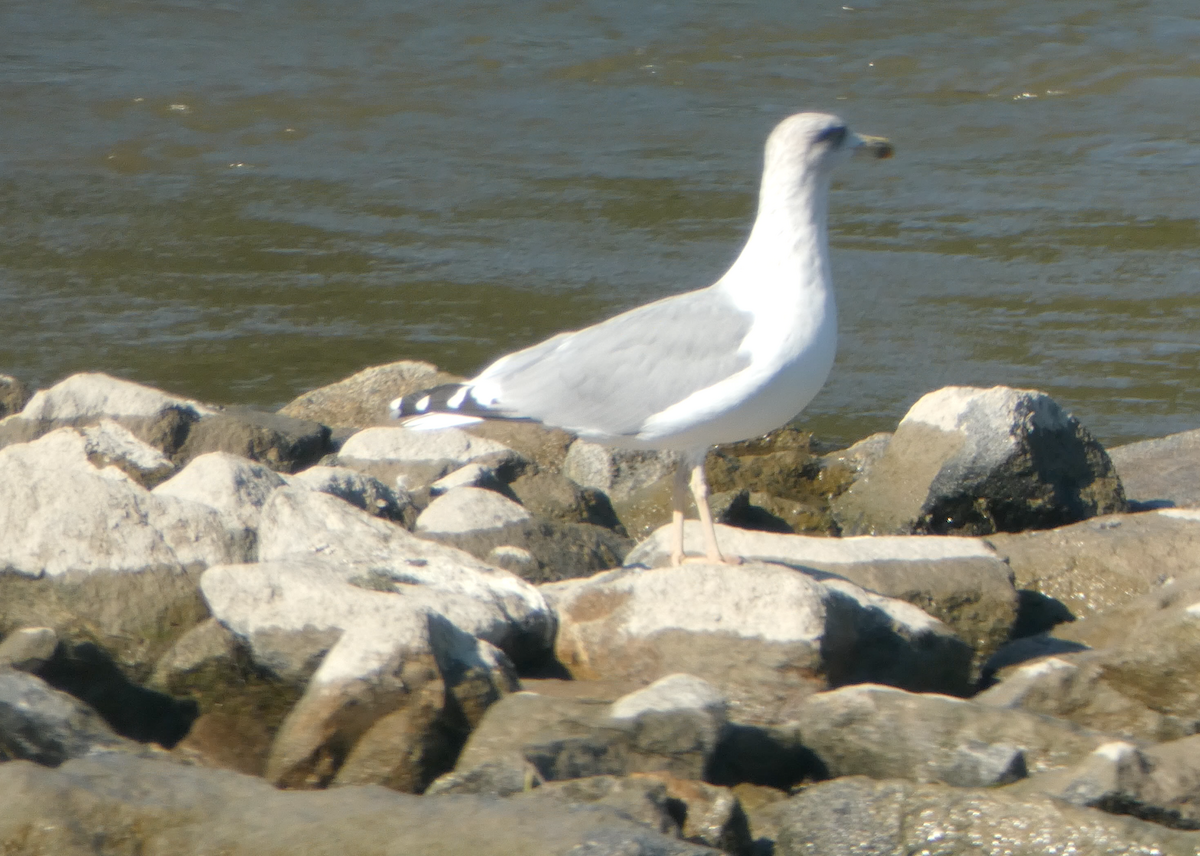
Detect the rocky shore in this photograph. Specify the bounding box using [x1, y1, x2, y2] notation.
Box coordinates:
[1, 363, 1200, 855]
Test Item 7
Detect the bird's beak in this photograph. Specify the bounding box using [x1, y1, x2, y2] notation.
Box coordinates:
[853, 133, 893, 159]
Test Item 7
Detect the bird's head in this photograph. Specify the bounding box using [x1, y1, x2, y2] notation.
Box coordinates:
[764, 112, 892, 182]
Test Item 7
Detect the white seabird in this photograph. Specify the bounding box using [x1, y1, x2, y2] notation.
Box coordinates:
[393, 112, 893, 565]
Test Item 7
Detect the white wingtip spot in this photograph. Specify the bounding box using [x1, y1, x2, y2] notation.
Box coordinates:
[415, 395, 431, 412]
[447, 388, 469, 409]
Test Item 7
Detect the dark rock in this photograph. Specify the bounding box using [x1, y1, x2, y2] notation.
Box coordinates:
[0, 668, 143, 765]
[770, 775, 1199, 856]
[424, 519, 631, 583]
[0, 375, 31, 419]
[0, 753, 722, 855]
[179, 407, 330, 473]
[834, 385, 1127, 536]
[509, 471, 626, 533]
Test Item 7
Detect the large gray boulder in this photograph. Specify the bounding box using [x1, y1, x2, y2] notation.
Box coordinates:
[986, 508, 1200, 623]
[833, 385, 1127, 536]
[1109, 428, 1200, 509]
[0, 754, 721, 855]
[153, 451, 287, 536]
[770, 775, 1200, 856]
[176, 407, 330, 473]
[278, 360, 461, 429]
[545, 561, 972, 725]
[627, 523, 1018, 668]
[787, 684, 1114, 788]
[977, 571, 1200, 741]
[1013, 736, 1200, 830]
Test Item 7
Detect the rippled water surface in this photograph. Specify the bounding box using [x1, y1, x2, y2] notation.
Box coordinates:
[2, 0, 1199, 445]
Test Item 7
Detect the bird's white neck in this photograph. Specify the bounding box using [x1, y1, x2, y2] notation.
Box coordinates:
[718, 166, 834, 306]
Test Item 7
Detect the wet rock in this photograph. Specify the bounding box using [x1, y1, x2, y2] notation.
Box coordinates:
[153, 451, 286, 536]
[1014, 736, 1200, 830]
[0, 374, 31, 418]
[986, 508, 1200, 623]
[416, 486, 533, 533]
[0, 668, 143, 765]
[1109, 428, 1200, 510]
[0, 627, 57, 672]
[977, 573, 1200, 740]
[564, 441, 680, 502]
[770, 775, 1199, 856]
[833, 385, 1127, 536]
[626, 523, 1017, 668]
[546, 561, 972, 725]
[442, 677, 725, 788]
[178, 407, 330, 473]
[0, 753, 720, 855]
[787, 684, 1112, 787]
[509, 470, 625, 532]
[0, 371, 209, 454]
[290, 464, 414, 522]
[278, 360, 462, 428]
[0, 429, 254, 672]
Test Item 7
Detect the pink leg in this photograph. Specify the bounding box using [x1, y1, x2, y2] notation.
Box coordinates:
[669, 459, 689, 566]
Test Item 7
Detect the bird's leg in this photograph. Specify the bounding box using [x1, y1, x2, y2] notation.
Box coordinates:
[669, 458, 689, 566]
[688, 459, 738, 565]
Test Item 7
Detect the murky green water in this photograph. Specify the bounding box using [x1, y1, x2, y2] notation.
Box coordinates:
[2, 0, 1198, 446]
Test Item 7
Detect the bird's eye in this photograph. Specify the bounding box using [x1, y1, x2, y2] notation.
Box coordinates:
[815, 125, 847, 146]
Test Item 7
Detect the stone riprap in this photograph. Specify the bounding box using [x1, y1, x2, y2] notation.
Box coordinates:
[3, 367, 1200, 855]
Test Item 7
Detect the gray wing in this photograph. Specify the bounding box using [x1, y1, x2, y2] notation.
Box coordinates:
[474, 287, 754, 437]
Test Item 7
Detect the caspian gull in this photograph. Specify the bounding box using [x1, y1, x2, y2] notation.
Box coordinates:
[392, 112, 893, 565]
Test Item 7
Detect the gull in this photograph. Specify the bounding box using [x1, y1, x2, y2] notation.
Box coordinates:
[392, 112, 892, 565]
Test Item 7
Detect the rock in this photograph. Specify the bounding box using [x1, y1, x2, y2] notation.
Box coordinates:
[463, 421, 577, 476]
[546, 561, 973, 725]
[425, 519, 632, 584]
[0, 627, 57, 672]
[443, 678, 726, 787]
[0, 371, 209, 454]
[818, 431, 891, 476]
[290, 464, 414, 522]
[278, 360, 462, 428]
[416, 486, 534, 533]
[0, 374, 31, 418]
[79, 419, 177, 486]
[153, 452, 287, 535]
[770, 775, 1200, 856]
[1014, 736, 1200, 830]
[0, 429, 254, 671]
[787, 684, 1113, 788]
[833, 385, 1127, 536]
[1109, 428, 1200, 509]
[202, 488, 554, 790]
[178, 407, 330, 473]
[426, 756, 545, 796]
[626, 523, 1018, 668]
[519, 775, 683, 839]
[977, 573, 1200, 740]
[509, 471, 626, 532]
[0, 668, 143, 765]
[336, 425, 526, 490]
[628, 773, 754, 856]
[430, 461, 508, 496]
[564, 441, 680, 502]
[0, 753, 721, 855]
[149, 618, 297, 777]
[986, 508, 1200, 623]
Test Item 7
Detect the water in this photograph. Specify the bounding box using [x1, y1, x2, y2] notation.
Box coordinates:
[2, 0, 1198, 447]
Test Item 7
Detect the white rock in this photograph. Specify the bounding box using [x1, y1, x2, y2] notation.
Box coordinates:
[153, 452, 286, 532]
[609, 674, 726, 721]
[80, 420, 174, 482]
[289, 465, 406, 517]
[338, 426, 513, 464]
[430, 462, 497, 496]
[0, 429, 252, 577]
[13, 372, 212, 420]
[416, 487, 532, 535]
[562, 441, 678, 501]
